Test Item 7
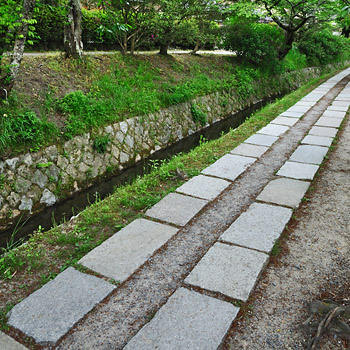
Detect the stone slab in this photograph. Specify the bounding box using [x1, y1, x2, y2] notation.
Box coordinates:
[327, 105, 348, 112]
[322, 110, 346, 119]
[220, 203, 292, 253]
[244, 134, 278, 147]
[79, 219, 178, 282]
[334, 94, 350, 100]
[7, 267, 115, 344]
[309, 126, 338, 138]
[257, 124, 289, 137]
[315, 117, 342, 128]
[230, 143, 269, 158]
[294, 101, 315, 107]
[271, 116, 298, 126]
[279, 111, 304, 118]
[290, 145, 328, 165]
[302, 135, 333, 147]
[185, 243, 268, 301]
[331, 100, 350, 107]
[0, 332, 28, 350]
[277, 161, 319, 180]
[286, 105, 310, 113]
[201, 154, 256, 181]
[145, 192, 208, 226]
[176, 175, 230, 200]
[124, 288, 238, 350]
[256, 178, 310, 208]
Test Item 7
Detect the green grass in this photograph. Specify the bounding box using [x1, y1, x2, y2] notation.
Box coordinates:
[1, 51, 340, 156]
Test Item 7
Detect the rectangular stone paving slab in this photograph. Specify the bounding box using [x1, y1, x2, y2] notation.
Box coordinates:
[220, 203, 292, 253]
[176, 174, 230, 200]
[256, 178, 310, 208]
[327, 105, 348, 112]
[124, 288, 238, 350]
[145, 192, 208, 226]
[302, 135, 333, 147]
[290, 145, 329, 165]
[230, 143, 269, 158]
[315, 117, 342, 129]
[0, 332, 28, 350]
[201, 154, 256, 181]
[277, 161, 319, 180]
[244, 134, 278, 147]
[257, 124, 289, 137]
[309, 126, 337, 138]
[331, 100, 350, 107]
[286, 105, 311, 113]
[322, 110, 346, 119]
[271, 116, 298, 126]
[79, 219, 178, 282]
[7, 267, 115, 344]
[279, 111, 304, 118]
[185, 243, 268, 301]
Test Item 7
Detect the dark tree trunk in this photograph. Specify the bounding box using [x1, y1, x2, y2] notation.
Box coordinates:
[0, 0, 36, 100]
[159, 43, 168, 55]
[64, 0, 83, 59]
[278, 30, 295, 60]
[130, 36, 136, 55]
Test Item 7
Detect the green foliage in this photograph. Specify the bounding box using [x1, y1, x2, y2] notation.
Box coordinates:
[223, 22, 284, 71]
[191, 103, 207, 125]
[93, 135, 111, 153]
[282, 48, 308, 71]
[297, 29, 350, 66]
[0, 111, 58, 153]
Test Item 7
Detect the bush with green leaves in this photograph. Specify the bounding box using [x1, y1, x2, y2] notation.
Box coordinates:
[222, 22, 284, 71]
[297, 29, 350, 66]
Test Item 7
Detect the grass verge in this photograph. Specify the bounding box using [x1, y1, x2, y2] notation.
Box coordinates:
[0, 68, 347, 334]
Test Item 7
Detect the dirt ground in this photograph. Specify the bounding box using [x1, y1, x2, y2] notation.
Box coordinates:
[222, 117, 350, 349]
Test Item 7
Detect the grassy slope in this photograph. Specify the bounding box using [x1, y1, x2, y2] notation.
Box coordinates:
[0, 68, 346, 341]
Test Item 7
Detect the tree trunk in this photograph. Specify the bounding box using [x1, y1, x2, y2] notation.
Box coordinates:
[278, 30, 295, 60]
[190, 41, 200, 55]
[0, 0, 36, 100]
[159, 43, 168, 56]
[64, 0, 83, 59]
[130, 36, 136, 55]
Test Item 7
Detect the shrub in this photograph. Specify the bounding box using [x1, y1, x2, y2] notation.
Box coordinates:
[93, 135, 111, 153]
[222, 22, 284, 71]
[282, 48, 308, 71]
[297, 29, 350, 66]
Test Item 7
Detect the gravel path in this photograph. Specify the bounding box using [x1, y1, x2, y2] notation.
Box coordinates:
[222, 114, 350, 349]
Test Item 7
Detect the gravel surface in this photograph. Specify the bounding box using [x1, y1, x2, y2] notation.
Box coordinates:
[222, 116, 350, 349]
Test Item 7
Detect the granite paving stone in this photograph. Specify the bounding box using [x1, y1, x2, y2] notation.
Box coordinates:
[334, 94, 350, 100]
[145, 193, 208, 226]
[7, 267, 116, 344]
[185, 243, 268, 301]
[220, 203, 292, 253]
[322, 110, 346, 119]
[280, 111, 304, 118]
[230, 143, 269, 158]
[176, 175, 230, 200]
[290, 145, 328, 165]
[286, 105, 311, 113]
[327, 105, 348, 112]
[124, 288, 238, 350]
[271, 116, 298, 126]
[302, 135, 333, 147]
[331, 100, 350, 107]
[315, 117, 342, 128]
[0, 332, 28, 350]
[257, 124, 289, 137]
[79, 219, 178, 282]
[201, 154, 256, 181]
[256, 178, 310, 208]
[294, 101, 315, 107]
[244, 134, 278, 147]
[309, 126, 338, 138]
[277, 161, 319, 180]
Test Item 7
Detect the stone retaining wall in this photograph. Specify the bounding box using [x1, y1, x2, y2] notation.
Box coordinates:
[0, 64, 345, 230]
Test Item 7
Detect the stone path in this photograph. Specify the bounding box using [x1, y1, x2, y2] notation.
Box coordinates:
[2, 68, 350, 350]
